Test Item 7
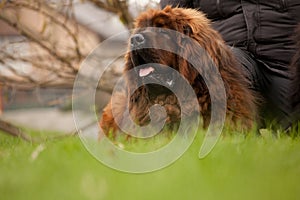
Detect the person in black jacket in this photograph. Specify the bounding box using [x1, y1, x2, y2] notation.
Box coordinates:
[160, 0, 300, 129]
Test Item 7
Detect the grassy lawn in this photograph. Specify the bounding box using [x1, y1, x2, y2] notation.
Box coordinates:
[1, 130, 300, 200]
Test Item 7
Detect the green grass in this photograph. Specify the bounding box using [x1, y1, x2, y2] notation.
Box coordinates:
[1, 130, 300, 200]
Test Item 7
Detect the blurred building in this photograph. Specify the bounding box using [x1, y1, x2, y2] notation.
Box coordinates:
[0, 2, 101, 111]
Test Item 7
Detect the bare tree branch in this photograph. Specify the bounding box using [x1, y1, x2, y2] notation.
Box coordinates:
[0, 118, 33, 142]
[88, 0, 134, 29]
[0, 15, 78, 73]
[0, 118, 81, 143]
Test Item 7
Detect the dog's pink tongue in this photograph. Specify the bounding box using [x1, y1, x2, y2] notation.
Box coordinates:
[139, 67, 154, 77]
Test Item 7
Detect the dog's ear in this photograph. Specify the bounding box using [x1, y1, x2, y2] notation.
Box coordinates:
[177, 30, 206, 84]
[178, 60, 198, 84]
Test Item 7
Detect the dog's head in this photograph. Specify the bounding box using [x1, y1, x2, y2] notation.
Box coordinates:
[125, 6, 220, 96]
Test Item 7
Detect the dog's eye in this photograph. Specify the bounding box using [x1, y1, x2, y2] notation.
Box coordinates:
[183, 25, 192, 36]
[130, 96, 139, 103]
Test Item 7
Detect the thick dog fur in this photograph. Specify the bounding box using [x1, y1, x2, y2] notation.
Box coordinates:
[100, 6, 257, 135]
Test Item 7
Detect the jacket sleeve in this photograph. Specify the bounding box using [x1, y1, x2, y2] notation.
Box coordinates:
[160, 0, 194, 8]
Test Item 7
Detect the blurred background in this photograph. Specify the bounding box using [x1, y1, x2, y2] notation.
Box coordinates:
[2, 3, 300, 200]
[0, 0, 160, 134]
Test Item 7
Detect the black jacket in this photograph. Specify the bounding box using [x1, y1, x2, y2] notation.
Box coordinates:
[161, 0, 300, 77]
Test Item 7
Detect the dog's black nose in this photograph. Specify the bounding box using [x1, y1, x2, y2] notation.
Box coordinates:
[131, 34, 145, 47]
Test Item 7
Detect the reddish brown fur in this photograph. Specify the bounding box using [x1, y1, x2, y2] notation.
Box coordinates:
[100, 6, 257, 135]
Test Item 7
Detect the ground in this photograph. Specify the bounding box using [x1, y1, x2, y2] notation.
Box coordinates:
[1, 129, 300, 200]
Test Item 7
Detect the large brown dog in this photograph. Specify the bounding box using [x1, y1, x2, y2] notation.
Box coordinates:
[100, 6, 257, 135]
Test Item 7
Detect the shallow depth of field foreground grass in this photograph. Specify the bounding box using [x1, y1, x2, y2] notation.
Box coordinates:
[1, 129, 300, 200]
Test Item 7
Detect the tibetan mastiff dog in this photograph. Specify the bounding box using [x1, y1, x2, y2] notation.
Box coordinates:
[100, 6, 257, 136]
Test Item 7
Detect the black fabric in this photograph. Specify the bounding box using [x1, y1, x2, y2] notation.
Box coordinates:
[161, 0, 300, 76]
[160, 0, 300, 127]
[232, 47, 292, 127]
[291, 25, 300, 126]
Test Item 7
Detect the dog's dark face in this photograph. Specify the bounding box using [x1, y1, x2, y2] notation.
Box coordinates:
[129, 29, 177, 95]
[128, 11, 193, 97]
